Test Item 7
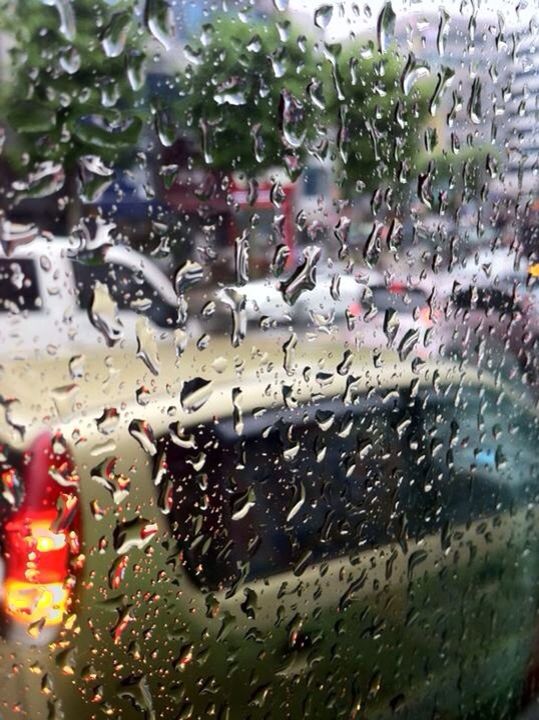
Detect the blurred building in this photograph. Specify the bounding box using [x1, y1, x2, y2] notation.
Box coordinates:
[505, 34, 539, 194]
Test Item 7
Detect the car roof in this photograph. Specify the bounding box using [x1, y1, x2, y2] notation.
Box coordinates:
[0, 336, 534, 451]
[0, 234, 178, 307]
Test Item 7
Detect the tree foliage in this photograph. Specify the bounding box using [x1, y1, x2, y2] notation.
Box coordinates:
[178, 14, 324, 178]
[183, 17, 433, 199]
[327, 44, 433, 198]
[1, 0, 146, 176]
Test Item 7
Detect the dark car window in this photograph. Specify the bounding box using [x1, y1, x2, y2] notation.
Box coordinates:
[453, 287, 519, 315]
[0, 259, 40, 313]
[402, 385, 539, 538]
[161, 397, 408, 590]
[72, 260, 176, 327]
[370, 286, 427, 313]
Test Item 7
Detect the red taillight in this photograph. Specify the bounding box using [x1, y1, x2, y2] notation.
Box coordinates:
[523, 621, 539, 708]
[2, 433, 81, 629]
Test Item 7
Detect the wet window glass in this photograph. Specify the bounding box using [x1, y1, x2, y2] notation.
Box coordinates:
[0, 1, 538, 719]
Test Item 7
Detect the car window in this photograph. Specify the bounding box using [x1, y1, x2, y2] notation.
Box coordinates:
[161, 396, 407, 590]
[0, 258, 40, 313]
[402, 385, 539, 538]
[72, 260, 177, 327]
[369, 286, 427, 313]
[453, 287, 519, 314]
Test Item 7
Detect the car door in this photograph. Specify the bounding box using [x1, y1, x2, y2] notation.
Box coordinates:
[156, 394, 413, 719]
[394, 382, 539, 718]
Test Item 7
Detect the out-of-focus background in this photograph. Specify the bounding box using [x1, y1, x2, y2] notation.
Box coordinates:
[0, 2, 539, 719]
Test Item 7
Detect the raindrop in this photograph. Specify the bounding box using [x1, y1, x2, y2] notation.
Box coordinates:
[59, 47, 80, 74]
[314, 4, 333, 30]
[286, 481, 305, 521]
[180, 377, 213, 413]
[246, 34, 262, 52]
[271, 244, 290, 276]
[51, 492, 79, 533]
[280, 91, 306, 149]
[218, 288, 246, 348]
[91, 457, 130, 504]
[144, 0, 175, 51]
[155, 108, 176, 147]
[43, 0, 75, 41]
[102, 11, 132, 58]
[174, 260, 203, 296]
[400, 53, 430, 96]
[437, 9, 450, 55]
[377, 1, 396, 53]
[136, 317, 160, 376]
[397, 328, 420, 361]
[283, 333, 297, 375]
[128, 419, 157, 456]
[279, 245, 321, 305]
[88, 282, 123, 347]
[232, 387, 243, 435]
[113, 517, 158, 554]
[231, 488, 256, 521]
[127, 51, 146, 91]
[429, 66, 454, 115]
[383, 308, 399, 347]
[79, 155, 113, 177]
[96, 408, 119, 436]
[235, 231, 249, 285]
[200, 22, 214, 47]
[468, 76, 482, 125]
[251, 123, 265, 164]
[68, 354, 85, 380]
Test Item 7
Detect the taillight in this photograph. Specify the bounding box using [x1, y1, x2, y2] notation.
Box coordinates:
[418, 305, 441, 327]
[523, 617, 539, 709]
[2, 433, 81, 631]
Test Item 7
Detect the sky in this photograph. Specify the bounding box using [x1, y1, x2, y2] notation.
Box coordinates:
[288, 0, 538, 39]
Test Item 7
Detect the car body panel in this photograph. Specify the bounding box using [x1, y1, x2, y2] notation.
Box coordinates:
[0, 335, 538, 718]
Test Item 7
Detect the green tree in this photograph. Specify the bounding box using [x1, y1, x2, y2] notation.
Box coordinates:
[328, 45, 433, 202]
[178, 14, 323, 179]
[0, 0, 147, 224]
[419, 144, 497, 211]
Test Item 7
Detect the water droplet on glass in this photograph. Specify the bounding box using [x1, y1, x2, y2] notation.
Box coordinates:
[180, 377, 213, 413]
[218, 288, 247, 348]
[128, 419, 157, 456]
[88, 282, 123, 347]
[96, 408, 119, 436]
[144, 0, 174, 51]
[113, 517, 158, 554]
[174, 260, 203, 296]
[468, 76, 482, 125]
[400, 53, 430, 96]
[136, 317, 160, 376]
[314, 4, 333, 30]
[377, 1, 396, 53]
[43, 0, 75, 41]
[102, 11, 132, 58]
[279, 245, 321, 305]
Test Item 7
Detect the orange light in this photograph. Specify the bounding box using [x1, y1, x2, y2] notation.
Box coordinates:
[529, 263, 539, 278]
[418, 306, 432, 326]
[31, 521, 67, 553]
[3, 579, 68, 626]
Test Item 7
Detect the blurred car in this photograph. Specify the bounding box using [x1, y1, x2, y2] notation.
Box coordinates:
[215, 266, 383, 329]
[439, 279, 539, 388]
[0, 337, 538, 719]
[0, 236, 180, 355]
